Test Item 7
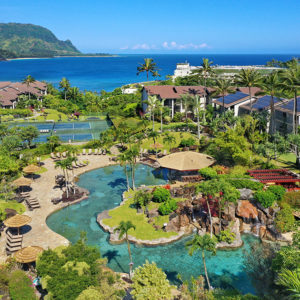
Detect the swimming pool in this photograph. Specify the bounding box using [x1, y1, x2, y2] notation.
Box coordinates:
[47, 164, 257, 294]
[10, 120, 111, 142]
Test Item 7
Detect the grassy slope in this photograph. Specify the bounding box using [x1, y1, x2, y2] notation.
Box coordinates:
[0, 201, 26, 214]
[102, 190, 179, 240]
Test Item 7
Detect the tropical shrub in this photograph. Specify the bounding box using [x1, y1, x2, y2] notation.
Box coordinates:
[152, 187, 171, 203]
[131, 261, 172, 300]
[267, 185, 286, 201]
[272, 245, 300, 273]
[254, 190, 276, 208]
[217, 230, 236, 244]
[282, 191, 300, 208]
[172, 112, 184, 122]
[180, 137, 195, 147]
[274, 203, 295, 233]
[199, 167, 218, 180]
[227, 179, 263, 191]
[133, 191, 152, 208]
[77, 287, 103, 300]
[8, 270, 37, 300]
[158, 199, 178, 215]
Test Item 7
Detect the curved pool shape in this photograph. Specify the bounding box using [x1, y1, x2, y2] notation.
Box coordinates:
[47, 164, 256, 294]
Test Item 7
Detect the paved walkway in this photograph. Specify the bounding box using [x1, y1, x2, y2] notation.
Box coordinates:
[0, 154, 115, 263]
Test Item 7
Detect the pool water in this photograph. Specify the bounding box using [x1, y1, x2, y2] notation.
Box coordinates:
[47, 164, 257, 294]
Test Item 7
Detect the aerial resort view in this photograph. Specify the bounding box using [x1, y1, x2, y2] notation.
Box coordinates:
[0, 1, 299, 300]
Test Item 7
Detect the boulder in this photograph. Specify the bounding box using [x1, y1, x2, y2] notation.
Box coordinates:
[236, 200, 258, 222]
[222, 203, 236, 221]
[259, 225, 267, 239]
[258, 211, 267, 225]
[147, 208, 159, 218]
[165, 216, 180, 232]
[213, 223, 221, 235]
[238, 188, 253, 200]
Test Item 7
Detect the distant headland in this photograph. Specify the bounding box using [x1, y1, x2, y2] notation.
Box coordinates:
[0, 23, 114, 60]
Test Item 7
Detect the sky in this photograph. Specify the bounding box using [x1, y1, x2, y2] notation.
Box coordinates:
[1, 0, 299, 54]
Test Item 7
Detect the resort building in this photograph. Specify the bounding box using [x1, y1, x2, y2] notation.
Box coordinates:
[275, 97, 300, 133]
[0, 80, 47, 108]
[141, 85, 214, 118]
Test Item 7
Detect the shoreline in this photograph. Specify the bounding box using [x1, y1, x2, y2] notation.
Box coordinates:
[7, 55, 118, 61]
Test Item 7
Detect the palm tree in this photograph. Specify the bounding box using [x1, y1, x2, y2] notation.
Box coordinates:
[276, 269, 300, 299]
[213, 78, 234, 116]
[126, 145, 140, 190]
[280, 63, 300, 134]
[68, 87, 81, 103]
[191, 95, 202, 139]
[186, 234, 216, 291]
[114, 221, 136, 278]
[59, 77, 71, 100]
[118, 152, 130, 191]
[235, 69, 262, 112]
[137, 58, 159, 81]
[192, 58, 214, 106]
[259, 71, 282, 135]
[55, 159, 69, 198]
[148, 130, 160, 159]
[180, 94, 194, 122]
[157, 99, 166, 132]
[22, 75, 36, 100]
[145, 95, 159, 131]
[163, 132, 176, 150]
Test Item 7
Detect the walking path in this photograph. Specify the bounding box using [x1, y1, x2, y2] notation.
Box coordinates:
[0, 154, 115, 263]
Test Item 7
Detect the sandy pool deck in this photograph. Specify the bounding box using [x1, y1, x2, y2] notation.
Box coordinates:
[0, 154, 116, 263]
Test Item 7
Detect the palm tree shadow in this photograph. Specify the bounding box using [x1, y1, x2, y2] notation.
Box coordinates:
[102, 249, 126, 273]
[107, 178, 127, 189]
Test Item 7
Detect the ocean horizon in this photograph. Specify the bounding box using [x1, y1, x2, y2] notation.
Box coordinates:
[0, 54, 299, 92]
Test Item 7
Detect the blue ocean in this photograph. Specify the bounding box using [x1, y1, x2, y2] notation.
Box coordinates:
[0, 54, 298, 92]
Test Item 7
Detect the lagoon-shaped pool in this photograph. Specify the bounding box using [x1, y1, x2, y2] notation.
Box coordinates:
[47, 164, 257, 294]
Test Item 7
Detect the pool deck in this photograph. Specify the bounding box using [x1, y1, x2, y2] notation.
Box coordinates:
[0, 154, 116, 263]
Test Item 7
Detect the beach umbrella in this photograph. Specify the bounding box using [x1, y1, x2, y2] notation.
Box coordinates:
[4, 214, 32, 235]
[14, 246, 44, 263]
[157, 151, 215, 171]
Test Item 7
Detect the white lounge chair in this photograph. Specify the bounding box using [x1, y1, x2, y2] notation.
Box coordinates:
[94, 149, 98, 155]
[82, 149, 87, 155]
[72, 161, 79, 168]
[88, 149, 92, 155]
[98, 149, 102, 155]
[56, 152, 61, 159]
[50, 153, 57, 159]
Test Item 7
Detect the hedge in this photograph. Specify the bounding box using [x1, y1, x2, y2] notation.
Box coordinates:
[227, 179, 264, 191]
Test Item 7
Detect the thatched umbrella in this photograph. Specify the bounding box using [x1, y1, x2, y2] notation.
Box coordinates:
[4, 214, 32, 234]
[14, 246, 44, 263]
[12, 177, 32, 192]
[23, 164, 41, 175]
[157, 151, 215, 171]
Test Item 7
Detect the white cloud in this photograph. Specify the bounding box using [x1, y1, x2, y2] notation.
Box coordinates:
[132, 43, 157, 50]
[162, 41, 209, 50]
[120, 46, 129, 50]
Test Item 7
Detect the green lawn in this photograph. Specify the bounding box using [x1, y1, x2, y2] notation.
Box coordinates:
[0, 201, 26, 214]
[102, 190, 178, 240]
[36, 109, 68, 122]
[141, 131, 197, 152]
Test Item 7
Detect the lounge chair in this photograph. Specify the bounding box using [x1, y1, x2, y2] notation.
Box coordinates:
[6, 244, 22, 255]
[80, 161, 88, 166]
[82, 149, 87, 155]
[98, 149, 103, 155]
[94, 149, 98, 155]
[88, 149, 92, 155]
[25, 199, 40, 210]
[6, 239, 22, 247]
[72, 161, 79, 169]
[50, 153, 57, 160]
[162, 150, 167, 156]
[6, 230, 22, 241]
[56, 152, 61, 159]
[102, 149, 106, 155]
[62, 152, 67, 158]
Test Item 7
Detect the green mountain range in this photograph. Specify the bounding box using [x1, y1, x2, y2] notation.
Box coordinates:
[0, 23, 81, 59]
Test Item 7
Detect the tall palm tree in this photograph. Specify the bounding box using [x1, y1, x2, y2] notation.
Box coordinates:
[59, 77, 71, 101]
[180, 94, 194, 122]
[213, 78, 234, 116]
[235, 69, 262, 112]
[22, 75, 36, 100]
[55, 159, 69, 198]
[137, 58, 159, 81]
[126, 145, 140, 190]
[145, 95, 159, 131]
[192, 58, 214, 106]
[259, 71, 282, 135]
[163, 132, 176, 150]
[157, 99, 166, 132]
[118, 152, 130, 191]
[148, 130, 160, 159]
[68, 87, 81, 103]
[193, 95, 202, 139]
[186, 234, 216, 291]
[114, 221, 136, 278]
[280, 63, 300, 134]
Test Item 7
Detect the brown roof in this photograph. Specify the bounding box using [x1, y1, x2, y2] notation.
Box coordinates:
[144, 85, 212, 99]
[0, 90, 18, 106]
[31, 81, 47, 91]
[9, 82, 42, 97]
[237, 87, 262, 96]
[0, 81, 11, 89]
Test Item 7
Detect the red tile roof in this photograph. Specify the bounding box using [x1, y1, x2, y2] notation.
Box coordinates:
[31, 81, 47, 91]
[144, 85, 213, 99]
[237, 87, 262, 96]
[0, 90, 18, 106]
[0, 81, 11, 89]
[9, 82, 42, 97]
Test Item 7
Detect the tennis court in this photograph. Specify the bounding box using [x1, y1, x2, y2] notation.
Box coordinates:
[10, 119, 111, 143]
